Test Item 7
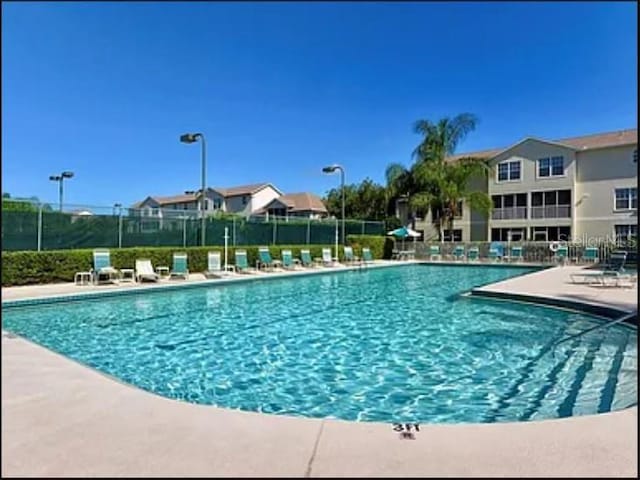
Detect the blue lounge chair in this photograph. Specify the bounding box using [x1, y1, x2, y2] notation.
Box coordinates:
[92, 249, 119, 284]
[281, 249, 299, 270]
[582, 247, 599, 264]
[234, 249, 253, 274]
[467, 247, 479, 262]
[429, 245, 441, 261]
[258, 246, 280, 271]
[488, 242, 504, 262]
[170, 252, 189, 279]
[554, 244, 569, 265]
[300, 249, 315, 268]
[508, 246, 523, 263]
[452, 245, 465, 261]
[362, 247, 373, 263]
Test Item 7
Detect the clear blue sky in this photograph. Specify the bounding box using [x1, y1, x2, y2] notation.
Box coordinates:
[2, 1, 637, 208]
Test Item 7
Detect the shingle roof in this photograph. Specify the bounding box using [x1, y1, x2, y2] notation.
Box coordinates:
[258, 192, 328, 214]
[132, 183, 282, 207]
[213, 183, 276, 197]
[277, 192, 328, 212]
[447, 128, 637, 161]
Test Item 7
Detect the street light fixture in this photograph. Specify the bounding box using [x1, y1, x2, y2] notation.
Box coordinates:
[322, 164, 345, 245]
[49, 171, 74, 212]
[180, 133, 207, 246]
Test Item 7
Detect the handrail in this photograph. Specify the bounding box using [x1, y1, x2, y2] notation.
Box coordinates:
[553, 310, 637, 347]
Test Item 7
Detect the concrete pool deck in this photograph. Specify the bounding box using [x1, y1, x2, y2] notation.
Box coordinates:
[1, 262, 637, 477]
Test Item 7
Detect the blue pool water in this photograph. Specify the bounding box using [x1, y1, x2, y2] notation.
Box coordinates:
[2, 264, 637, 423]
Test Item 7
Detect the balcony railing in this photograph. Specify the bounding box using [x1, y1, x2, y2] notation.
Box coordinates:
[491, 207, 527, 220]
[530, 205, 571, 219]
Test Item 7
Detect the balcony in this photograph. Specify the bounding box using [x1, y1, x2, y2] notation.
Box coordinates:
[530, 205, 571, 219]
[491, 207, 527, 220]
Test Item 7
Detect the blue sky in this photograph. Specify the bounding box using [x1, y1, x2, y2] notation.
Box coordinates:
[2, 1, 637, 208]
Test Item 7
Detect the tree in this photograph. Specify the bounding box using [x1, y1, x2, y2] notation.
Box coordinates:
[384, 113, 493, 241]
[323, 178, 387, 220]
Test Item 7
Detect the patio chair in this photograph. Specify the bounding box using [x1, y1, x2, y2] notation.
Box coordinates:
[362, 247, 374, 264]
[320, 247, 334, 267]
[343, 246, 357, 264]
[300, 249, 316, 268]
[488, 242, 504, 262]
[467, 247, 479, 262]
[281, 249, 300, 270]
[553, 244, 569, 265]
[234, 249, 254, 274]
[452, 245, 466, 261]
[258, 246, 280, 271]
[508, 246, 524, 263]
[135, 259, 159, 283]
[429, 245, 441, 261]
[204, 251, 223, 279]
[92, 249, 119, 285]
[170, 252, 189, 279]
[570, 251, 628, 285]
[582, 247, 599, 264]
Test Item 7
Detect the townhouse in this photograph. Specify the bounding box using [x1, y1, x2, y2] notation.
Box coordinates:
[414, 128, 637, 243]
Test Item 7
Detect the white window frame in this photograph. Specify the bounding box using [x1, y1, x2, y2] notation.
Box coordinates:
[536, 156, 565, 179]
[613, 187, 637, 211]
[496, 160, 521, 183]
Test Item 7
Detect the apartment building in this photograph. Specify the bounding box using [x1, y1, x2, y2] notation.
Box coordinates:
[132, 183, 283, 218]
[413, 128, 637, 243]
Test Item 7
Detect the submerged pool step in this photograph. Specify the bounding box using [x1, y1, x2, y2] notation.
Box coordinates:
[571, 329, 617, 416]
[611, 332, 638, 411]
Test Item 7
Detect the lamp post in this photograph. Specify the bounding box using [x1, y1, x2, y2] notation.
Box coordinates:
[322, 164, 345, 244]
[49, 171, 74, 212]
[180, 132, 207, 246]
[114, 203, 123, 248]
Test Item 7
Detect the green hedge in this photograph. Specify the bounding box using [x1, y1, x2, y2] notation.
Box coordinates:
[1, 237, 389, 286]
[346, 235, 394, 260]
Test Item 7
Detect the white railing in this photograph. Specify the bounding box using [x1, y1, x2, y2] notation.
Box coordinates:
[530, 205, 571, 219]
[491, 207, 527, 220]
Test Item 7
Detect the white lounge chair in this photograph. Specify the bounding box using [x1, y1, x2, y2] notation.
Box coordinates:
[204, 251, 223, 278]
[321, 248, 334, 267]
[135, 259, 159, 283]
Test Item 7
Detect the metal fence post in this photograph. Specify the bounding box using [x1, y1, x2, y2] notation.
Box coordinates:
[272, 217, 277, 245]
[232, 217, 236, 246]
[361, 220, 365, 235]
[37, 203, 43, 252]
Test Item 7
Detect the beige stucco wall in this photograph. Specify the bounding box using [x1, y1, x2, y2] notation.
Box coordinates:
[488, 139, 576, 236]
[574, 144, 638, 240]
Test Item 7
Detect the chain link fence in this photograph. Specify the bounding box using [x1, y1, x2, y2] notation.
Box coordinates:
[1, 200, 385, 251]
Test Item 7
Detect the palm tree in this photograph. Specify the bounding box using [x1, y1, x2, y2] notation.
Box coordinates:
[384, 113, 493, 241]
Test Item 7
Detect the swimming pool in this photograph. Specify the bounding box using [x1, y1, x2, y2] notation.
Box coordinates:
[2, 264, 637, 424]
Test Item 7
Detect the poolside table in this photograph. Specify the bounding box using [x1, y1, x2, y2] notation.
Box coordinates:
[155, 266, 170, 278]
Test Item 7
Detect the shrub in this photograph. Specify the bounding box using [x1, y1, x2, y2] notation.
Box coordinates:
[346, 235, 393, 260]
[1, 240, 385, 286]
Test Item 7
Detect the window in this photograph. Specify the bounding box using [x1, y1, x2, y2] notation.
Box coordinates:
[497, 160, 520, 182]
[491, 228, 525, 242]
[615, 225, 637, 244]
[530, 189, 571, 218]
[242, 196, 248, 205]
[614, 188, 637, 210]
[530, 226, 571, 242]
[213, 198, 223, 210]
[634, 149, 637, 164]
[454, 200, 463, 218]
[538, 156, 564, 177]
[443, 229, 462, 242]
